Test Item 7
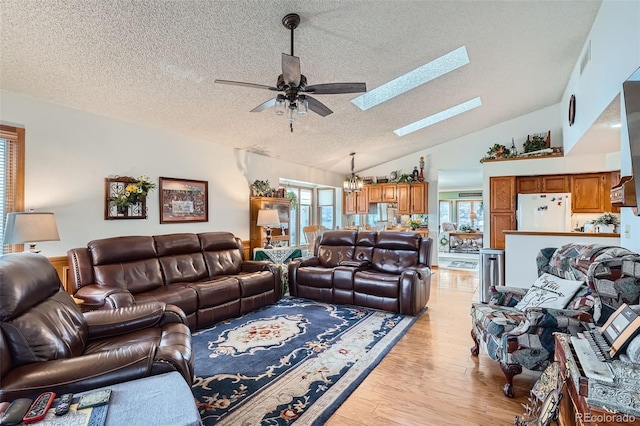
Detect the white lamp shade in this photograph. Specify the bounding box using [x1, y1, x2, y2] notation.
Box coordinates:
[3, 212, 60, 244]
[256, 209, 280, 227]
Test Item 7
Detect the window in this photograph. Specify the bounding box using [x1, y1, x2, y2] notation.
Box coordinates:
[283, 182, 336, 247]
[456, 200, 483, 231]
[439, 200, 452, 226]
[0, 125, 25, 254]
[317, 188, 335, 230]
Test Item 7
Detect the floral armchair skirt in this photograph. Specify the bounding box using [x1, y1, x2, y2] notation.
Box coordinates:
[471, 243, 640, 397]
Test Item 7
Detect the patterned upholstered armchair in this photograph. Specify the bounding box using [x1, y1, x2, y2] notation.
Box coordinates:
[470, 243, 640, 397]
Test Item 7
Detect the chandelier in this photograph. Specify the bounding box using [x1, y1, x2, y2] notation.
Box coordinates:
[343, 152, 363, 193]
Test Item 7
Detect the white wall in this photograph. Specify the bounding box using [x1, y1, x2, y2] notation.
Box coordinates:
[362, 0, 640, 254]
[561, 0, 640, 252]
[1, 90, 343, 257]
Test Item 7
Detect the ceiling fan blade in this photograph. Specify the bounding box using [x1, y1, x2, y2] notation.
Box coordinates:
[304, 82, 367, 95]
[250, 98, 277, 112]
[307, 96, 333, 117]
[282, 53, 301, 87]
[214, 79, 278, 91]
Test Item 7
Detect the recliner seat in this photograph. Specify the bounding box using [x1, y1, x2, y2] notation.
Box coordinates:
[0, 252, 194, 402]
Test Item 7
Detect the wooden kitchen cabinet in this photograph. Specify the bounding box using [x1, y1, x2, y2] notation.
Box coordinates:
[382, 184, 397, 202]
[396, 184, 411, 214]
[356, 187, 369, 214]
[517, 175, 570, 194]
[409, 182, 428, 214]
[368, 185, 383, 202]
[490, 176, 517, 250]
[542, 175, 570, 192]
[490, 176, 516, 212]
[571, 173, 606, 213]
[344, 187, 369, 215]
[516, 176, 541, 194]
[490, 212, 515, 250]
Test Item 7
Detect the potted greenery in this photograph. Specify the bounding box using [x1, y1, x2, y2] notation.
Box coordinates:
[593, 213, 619, 233]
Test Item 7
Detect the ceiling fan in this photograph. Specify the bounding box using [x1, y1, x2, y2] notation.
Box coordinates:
[214, 13, 367, 132]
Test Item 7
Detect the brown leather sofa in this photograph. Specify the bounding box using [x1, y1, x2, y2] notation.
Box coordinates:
[0, 253, 194, 402]
[288, 230, 432, 315]
[68, 232, 281, 330]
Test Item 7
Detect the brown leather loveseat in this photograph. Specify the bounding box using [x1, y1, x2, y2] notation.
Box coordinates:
[0, 253, 194, 402]
[288, 230, 432, 315]
[68, 232, 281, 330]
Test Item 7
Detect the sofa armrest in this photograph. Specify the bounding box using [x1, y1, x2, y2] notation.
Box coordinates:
[489, 286, 528, 307]
[339, 260, 370, 269]
[83, 302, 187, 338]
[75, 284, 135, 310]
[524, 306, 592, 326]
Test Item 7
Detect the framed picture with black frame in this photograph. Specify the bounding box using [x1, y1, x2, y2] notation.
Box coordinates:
[159, 177, 208, 223]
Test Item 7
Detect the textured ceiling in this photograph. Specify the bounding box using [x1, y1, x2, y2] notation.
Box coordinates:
[0, 1, 603, 176]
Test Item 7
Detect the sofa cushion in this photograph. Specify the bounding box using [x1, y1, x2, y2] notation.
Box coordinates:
[94, 259, 165, 293]
[297, 267, 334, 288]
[199, 232, 243, 276]
[514, 273, 583, 311]
[134, 283, 198, 316]
[1, 291, 87, 367]
[317, 231, 357, 267]
[370, 233, 421, 274]
[89, 236, 158, 265]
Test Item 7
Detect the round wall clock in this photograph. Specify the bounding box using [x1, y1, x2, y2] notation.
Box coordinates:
[568, 94, 576, 126]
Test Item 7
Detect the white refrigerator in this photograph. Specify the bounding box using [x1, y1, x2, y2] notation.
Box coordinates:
[516, 193, 571, 232]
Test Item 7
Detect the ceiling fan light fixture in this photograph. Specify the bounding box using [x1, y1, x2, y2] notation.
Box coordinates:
[297, 95, 308, 115]
[343, 153, 363, 193]
[275, 95, 286, 115]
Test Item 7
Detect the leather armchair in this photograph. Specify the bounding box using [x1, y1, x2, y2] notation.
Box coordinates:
[0, 253, 194, 402]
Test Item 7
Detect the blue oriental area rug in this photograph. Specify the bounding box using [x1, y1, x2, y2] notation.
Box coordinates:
[191, 297, 419, 425]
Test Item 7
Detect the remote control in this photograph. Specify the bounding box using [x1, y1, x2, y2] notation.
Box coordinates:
[0, 398, 33, 426]
[54, 393, 73, 416]
[22, 391, 55, 423]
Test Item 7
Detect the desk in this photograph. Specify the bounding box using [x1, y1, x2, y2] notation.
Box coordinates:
[449, 232, 483, 253]
[253, 247, 302, 264]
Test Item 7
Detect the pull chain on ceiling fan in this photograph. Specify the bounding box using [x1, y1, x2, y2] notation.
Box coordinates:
[214, 13, 367, 132]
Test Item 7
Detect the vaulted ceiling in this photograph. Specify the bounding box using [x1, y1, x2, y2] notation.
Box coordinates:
[0, 1, 603, 175]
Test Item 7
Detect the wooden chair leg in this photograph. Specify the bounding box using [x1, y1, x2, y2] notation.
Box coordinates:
[470, 329, 479, 356]
[500, 361, 523, 398]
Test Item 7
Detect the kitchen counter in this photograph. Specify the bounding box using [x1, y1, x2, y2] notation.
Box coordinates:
[503, 230, 620, 287]
[503, 230, 619, 237]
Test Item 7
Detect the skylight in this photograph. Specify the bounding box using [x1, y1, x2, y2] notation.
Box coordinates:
[351, 46, 469, 111]
[394, 97, 482, 137]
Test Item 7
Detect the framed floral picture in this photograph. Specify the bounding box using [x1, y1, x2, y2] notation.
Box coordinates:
[159, 177, 208, 223]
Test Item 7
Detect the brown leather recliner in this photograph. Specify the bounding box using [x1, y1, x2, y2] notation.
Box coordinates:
[0, 252, 194, 402]
[289, 230, 432, 315]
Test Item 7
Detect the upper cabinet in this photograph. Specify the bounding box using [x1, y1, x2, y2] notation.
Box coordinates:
[571, 173, 606, 213]
[516, 175, 570, 194]
[542, 175, 570, 193]
[344, 187, 369, 215]
[343, 182, 427, 215]
[490, 176, 516, 212]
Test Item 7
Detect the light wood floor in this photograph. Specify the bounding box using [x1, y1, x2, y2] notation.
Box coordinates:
[326, 268, 539, 426]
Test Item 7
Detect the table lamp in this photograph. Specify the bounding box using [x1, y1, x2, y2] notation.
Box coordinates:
[256, 209, 280, 249]
[3, 211, 60, 252]
[470, 211, 478, 228]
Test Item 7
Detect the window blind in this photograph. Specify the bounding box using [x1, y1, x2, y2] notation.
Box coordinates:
[0, 125, 25, 254]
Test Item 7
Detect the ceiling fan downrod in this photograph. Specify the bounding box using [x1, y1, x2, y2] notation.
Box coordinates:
[282, 13, 300, 57]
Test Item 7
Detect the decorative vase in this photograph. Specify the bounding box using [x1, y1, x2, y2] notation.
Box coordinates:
[597, 224, 614, 233]
[117, 205, 128, 216]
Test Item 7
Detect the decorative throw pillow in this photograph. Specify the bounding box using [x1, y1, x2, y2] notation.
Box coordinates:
[515, 273, 584, 311]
